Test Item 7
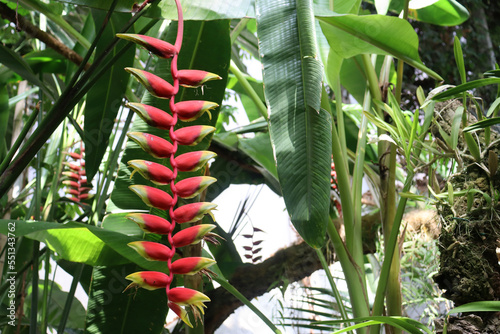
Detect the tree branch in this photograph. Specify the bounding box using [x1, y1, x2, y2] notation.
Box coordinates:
[0, 2, 90, 70]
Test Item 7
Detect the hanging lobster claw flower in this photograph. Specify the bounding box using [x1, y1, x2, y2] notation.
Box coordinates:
[79, 193, 90, 200]
[174, 151, 216, 172]
[174, 176, 217, 199]
[177, 70, 222, 88]
[172, 224, 220, 248]
[116, 33, 178, 58]
[173, 202, 217, 224]
[173, 126, 216, 146]
[124, 271, 171, 291]
[175, 100, 218, 122]
[129, 185, 173, 210]
[125, 68, 175, 98]
[128, 160, 174, 185]
[171, 257, 216, 276]
[127, 132, 174, 159]
[126, 213, 171, 234]
[128, 241, 173, 261]
[168, 302, 193, 328]
[127, 103, 175, 130]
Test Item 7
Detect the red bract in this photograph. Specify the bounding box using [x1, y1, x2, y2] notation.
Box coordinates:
[129, 185, 173, 210]
[171, 257, 215, 275]
[126, 68, 175, 98]
[174, 151, 217, 172]
[177, 70, 222, 88]
[127, 213, 171, 234]
[173, 126, 215, 146]
[128, 160, 174, 185]
[174, 176, 217, 199]
[125, 271, 171, 291]
[172, 224, 218, 248]
[127, 132, 174, 159]
[173, 202, 217, 224]
[66, 152, 82, 160]
[62, 180, 79, 188]
[175, 100, 218, 121]
[117, 34, 178, 58]
[167, 287, 210, 306]
[67, 189, 79, 196]
[63, 162, 81, 171]
[128, 241, 172, 261]
[62, 171, 79, 179]
[127, 103, 175, 130]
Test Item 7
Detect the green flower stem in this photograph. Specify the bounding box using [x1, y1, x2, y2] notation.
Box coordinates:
[213, 277, 282, 334]
[315, 248, 349, 322]
[229, 60, 268, 119]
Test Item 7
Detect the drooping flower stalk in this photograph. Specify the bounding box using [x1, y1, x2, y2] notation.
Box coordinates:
[117, 0, 221, 328]
[62, 142, 91, 203]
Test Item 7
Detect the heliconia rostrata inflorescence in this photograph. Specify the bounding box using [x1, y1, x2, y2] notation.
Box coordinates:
[117, 0, 221, 327]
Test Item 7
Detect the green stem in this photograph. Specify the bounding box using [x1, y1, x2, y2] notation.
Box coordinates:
[315, 248, 349, 322]
[229, 60, 268, 119]
[326, 221, 369, 334]
[370, 171, 413, 331]
[394, 0, 409, 102]
[40, 249, 50, 334]
[213, 277, 282, 334]
[230, 18, 250, 45]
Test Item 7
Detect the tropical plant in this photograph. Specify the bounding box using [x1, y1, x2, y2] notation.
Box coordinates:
[2, 0, 499, 333]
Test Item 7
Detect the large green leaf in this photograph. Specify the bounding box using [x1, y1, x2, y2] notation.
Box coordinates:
[408, 0, 469, 26]
[317, 12, 442, 81]
[56, 0, 255, 20]
[84, 11, 135, 181]
[257, 0, 331, 248]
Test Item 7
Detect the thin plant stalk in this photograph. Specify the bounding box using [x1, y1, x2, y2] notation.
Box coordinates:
[229, 60, 268, 119]
[315, 248, 349, 322]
